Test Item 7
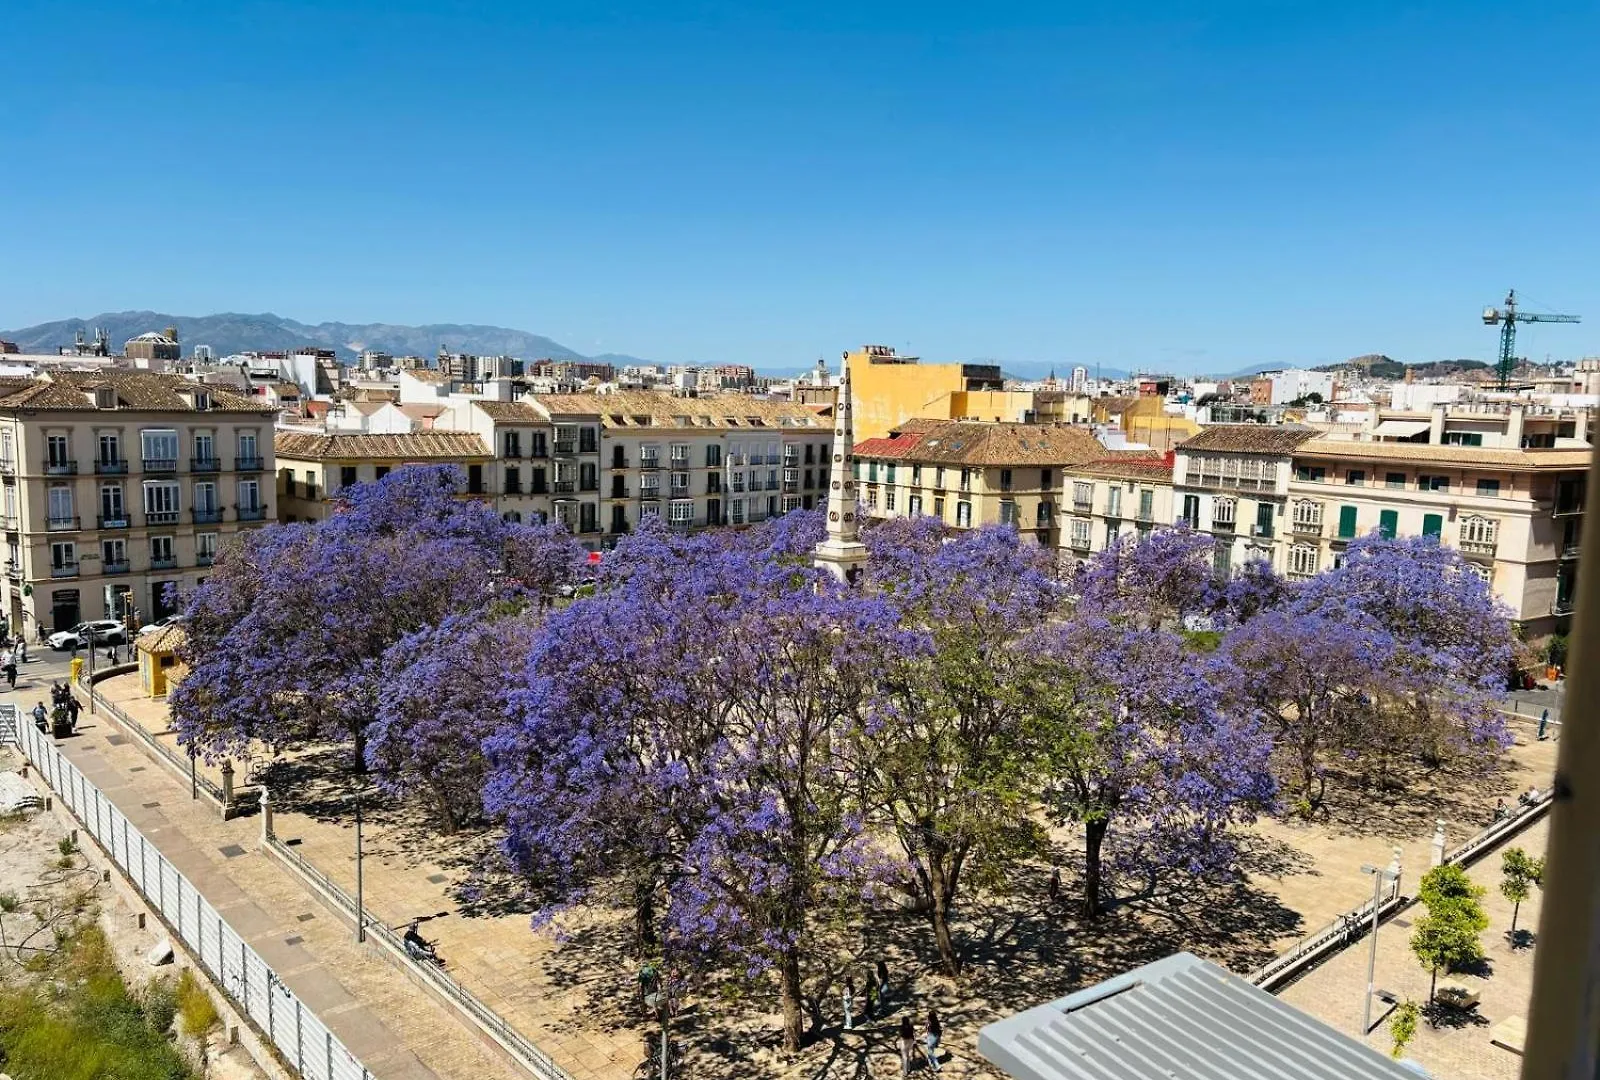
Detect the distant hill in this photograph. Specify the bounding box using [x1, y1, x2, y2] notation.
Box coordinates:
[0, 310, 616, 366]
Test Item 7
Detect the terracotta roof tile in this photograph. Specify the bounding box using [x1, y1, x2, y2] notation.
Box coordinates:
[852, 433, 923, 459]
[273, 431, 492, 460]
[856, 420, 1107, 466]
[0, 371, 276, 414]
[1179, 424, 1318, 454]
[472, 400, 547, 422]
[531, 391, 825, 429]
[136, 624, 187, 654]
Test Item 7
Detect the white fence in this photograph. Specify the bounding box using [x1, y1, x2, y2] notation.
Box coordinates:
[4, 704, 377, 1080]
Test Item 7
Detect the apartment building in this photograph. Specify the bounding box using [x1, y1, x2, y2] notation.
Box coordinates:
[1171, 425, 1319, 574]
[437, 400, 563, 525]
[852, 419, 1111, 546]
[1058, 458, 1177, 568]
[1284, 439, 1587, 640]
[273, 432, 495, 522]
[533, 392, 830, 537]
[0, 371, 277, 633]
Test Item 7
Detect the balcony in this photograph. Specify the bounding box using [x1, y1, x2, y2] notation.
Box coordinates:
[46, 515, 79, 532]
[0, 515, 14, 531]
[1251, 525, 1275, 539]
[1290, 520, 1323, 537]
[782, 481, 799, 494]
[504, 483, 523, 496]
[237, 505, 267, 522]
[150, 556, 178, 571]
[1069, 535, 1092, 552]
[670, 486, 690, 498]
[610, 457, 629, 470]
[1553, 596, 1576, 616]
[639, 459, 661, 471]
[529, 483, 549, 495]
[143, 458, 178, 473]
[94, 458, 128, 475]
[235, 456, 264, 472]
[46, 459, 77, 476]
[0, 458, 12, 476]
[50, 562, 78, 578]
[669, 457, 690, 470]
[528, 444, 549, 459]
[579, 480, 598, 493]
[1561, 542, 1581, 560]
[553, 440, 576, 456]
[98, 514, 131, 530]
[190, 457, 222, 473]
[192, 508, 223, 524]
[554, 480, 576, 494]
[639, 489, 662, 502]
[145, 511, 181, 526]
[3, 562, 20, 582]
[102, 560, 130, 575]
[1213, 519, 1236, 533]
[197, 552, 215, 567]
[1072, 500, 1093, 514]
[611, 486, 629, 499]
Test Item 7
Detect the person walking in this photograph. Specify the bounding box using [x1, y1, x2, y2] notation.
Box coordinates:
[66, 695, 81, 731]
[876, 958, 890, 1002]
[30, 701, 46, 731]
[898, 1016, 916, 1077]
[3, 658, 15, 690]
[1048, 866, 1061, 905]
[923, 1010, 942, 1073]
[17, 638, 26, 663]
[842, 976, 855, 1031]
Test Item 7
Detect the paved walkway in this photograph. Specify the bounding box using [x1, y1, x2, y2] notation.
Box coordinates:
[4, 654, 521, 1080]
[1280, 817, 1549, 1080]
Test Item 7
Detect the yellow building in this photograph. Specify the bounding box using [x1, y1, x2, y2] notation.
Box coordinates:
[1058, 458, 1176, 569]
[852, 419, 1111, 547]
[274, 431, 494, 523]
[137, 623, 185, 697]
[843, 345, 1006, 441]
[1091, 395, 1199, 450]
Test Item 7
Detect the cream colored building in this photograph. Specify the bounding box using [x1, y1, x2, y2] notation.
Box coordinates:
[1172, 425, 1320, 575]
[1058, 458, 1177, 569]
[852, 419, 1112, 547]
[0, 371, 277, 634]
[1284, 439, 1587, 640]
[274, 432, 495, 523]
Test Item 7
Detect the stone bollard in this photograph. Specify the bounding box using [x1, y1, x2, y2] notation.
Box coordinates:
[220, 760, 234, 818]
[1429, 820, 1446, 867]
[259, 786, 273, 843]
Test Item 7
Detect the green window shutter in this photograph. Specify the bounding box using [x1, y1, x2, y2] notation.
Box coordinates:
[1379, 509, 1398, 538]
[1338, 505, 1357, 539]
[1423, 513, 1443, 538]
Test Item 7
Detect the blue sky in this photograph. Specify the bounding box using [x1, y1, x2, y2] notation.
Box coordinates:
[3, 1, 1597, 373]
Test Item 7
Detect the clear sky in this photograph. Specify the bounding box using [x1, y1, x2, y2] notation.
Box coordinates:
[3, 0, 1597, 373]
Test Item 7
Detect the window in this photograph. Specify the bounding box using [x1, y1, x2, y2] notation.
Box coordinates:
[782, 495, 802, 512]
[729, 499, 745, 525]
[1422, 513, 1443, 538]
[669, 442, 690, 464]
[1213, 543, 1231, 579]
[236, 431, 259, 463]
[1461, 515, 1498, 552]
[197, 533, 218, 564]
[141, 429, 178, 467]
[47, 435, 71, 467]
[886, 464, 897, 485]
[999, 468, 1013, 491]
[885, 489, 897, 511]
[1041, 468, 1053, 490]
[1417, 474, 1449, 492]
[1180, 494, 1200, 528]
[579, 462, 597, 491]
[706, 444, 722, 468]
[956, 501, 972, 527]
[99, 484, 125, 525]
[641, 473, 661, 495]
[909, 495, 923, 516]
[670, 470, 690, 493]
[150, 536, 175, 567]
[47, 485, 73, 525]
[1037, 500, 1053, 526]
[868, 462, 879, 483]
[731, 471, 745, 492]
[1477, 478, 1501, 497]
[237, 479, 261, 510]
[911, 465, 922, 486]
[1292, 500, 1323, 530]
[1294, 465, 1325, 482]
[1069, 518, 1092, 549]
[1073, 482, 1094, 511]
[998, 499, 1016, 525]
[668, 499, 694, 524]
[193, 481, 218, 513]
[504, 431, 522, 458]
[935, 467, 945, 489]
[866, 487, 878, 509]
[1443, 432, 1484, 447]
[579, 427, 598, 454]
[1289, 543, 1318, 578]
[143, 480, 181, 523]
[959, 468, 972, 491]
[102, 539, 126, 568]
[1337, 504, 1357, 539]
[1138, 489, 1154, 521]
[97, 433, 120, 466]
[341, 466, 358, 488]
[1385, 472, 1406, 489]
[1106, 486, 1122, 518]
[529, 431, 548, 458]
[1212, 496, 1236, 526]
[1345, 470, 1365, 486]
[1254, 502, 1275, 538]
[1378, 509, 1398, 538]
[641, 444, 660, 468]
[50, 541, 75, 571]
[193, 433, 216, 465]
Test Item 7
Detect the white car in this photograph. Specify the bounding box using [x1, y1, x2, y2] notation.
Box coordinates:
[136, 615, 181, 637]
[48, 619, 127, 650]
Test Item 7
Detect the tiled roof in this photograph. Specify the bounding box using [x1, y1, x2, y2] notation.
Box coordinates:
[1067, 456, 1175, 482]
[136, 624, 187, 654]
[852, 433, 924, 459]
[404, 369, 451, 384]
[472, 400, 547, 423]
[857, 420, 1108, 466]
[1179, 424, 1318, 454]
[531, 391, 826, 429]
[398, 404, 446, 421]
[274, 431, 492, 460]
[1296, 438, 1593, 469]
[0, 371, 276, 414]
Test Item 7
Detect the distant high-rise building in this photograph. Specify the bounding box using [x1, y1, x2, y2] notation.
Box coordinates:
[1071, 366, 1089, 392]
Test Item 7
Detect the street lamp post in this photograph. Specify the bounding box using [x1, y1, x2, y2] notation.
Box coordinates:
[355, 788, 365, 944]
[1360, 851, 1403, 1036]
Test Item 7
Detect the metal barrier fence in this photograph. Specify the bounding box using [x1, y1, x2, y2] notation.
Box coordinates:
[3, 704, 376, 1080]
[82, 676, 235, 811]
[263, 829, 573, 1080]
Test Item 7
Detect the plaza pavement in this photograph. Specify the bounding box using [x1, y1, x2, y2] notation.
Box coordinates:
[1, 654, 523, 1080]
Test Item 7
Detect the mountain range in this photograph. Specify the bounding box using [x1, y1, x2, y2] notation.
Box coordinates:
[0, 310, 653, 369]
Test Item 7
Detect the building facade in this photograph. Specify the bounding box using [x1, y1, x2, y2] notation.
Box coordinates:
[1171, 425, 1319, 574]
[852, 419, 1112, 547]
[1058, 458, 1177, 568]
[0, 372, 277, 633]
[273, 432, 495, 523]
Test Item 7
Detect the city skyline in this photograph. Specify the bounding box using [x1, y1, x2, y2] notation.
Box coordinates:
[5, 1, 1598, 372]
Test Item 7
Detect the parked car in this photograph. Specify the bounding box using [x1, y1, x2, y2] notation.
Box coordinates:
[136, 615, 181, 637]
[48, 619, 127, 650]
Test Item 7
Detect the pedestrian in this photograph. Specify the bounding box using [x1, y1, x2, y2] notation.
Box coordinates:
[30, 701, 46, 731]
[842, 976, 855, 1031]
[1048, 866, 1061, 905]
[1538, 709, 1549, 741]
[898, 1016, 915, 1077]
[924, 1010, 942, 1073]
[1494, 797, 1507, 821]
[66, 695, 80, 731]
[18, 638, 26, 663]
[106, 645, 115, 664]
[3, 659, 14, 690]
[876, 958, 890, 1001]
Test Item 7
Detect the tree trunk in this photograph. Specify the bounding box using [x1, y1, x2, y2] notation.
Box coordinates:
[427, 780, 459, 835]
[1510, 900, 1520, 938]
[351, 727, 369, 774]
[926, 856, 960, 977]
[778, 949, 804, 1053]
[1082, 818, 1108, 920]
[1428, 966, 1437, 1003]
[632, 877, 658, 956]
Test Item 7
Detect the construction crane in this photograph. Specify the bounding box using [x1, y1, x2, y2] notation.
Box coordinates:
[1482, 289, 1580, 391]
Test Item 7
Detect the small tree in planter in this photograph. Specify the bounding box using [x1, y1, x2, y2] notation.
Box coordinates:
[1389, 1000, 1419, 1058]
[1500, 847, 1545, 942]
[1411, 864, 1489, 1003]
